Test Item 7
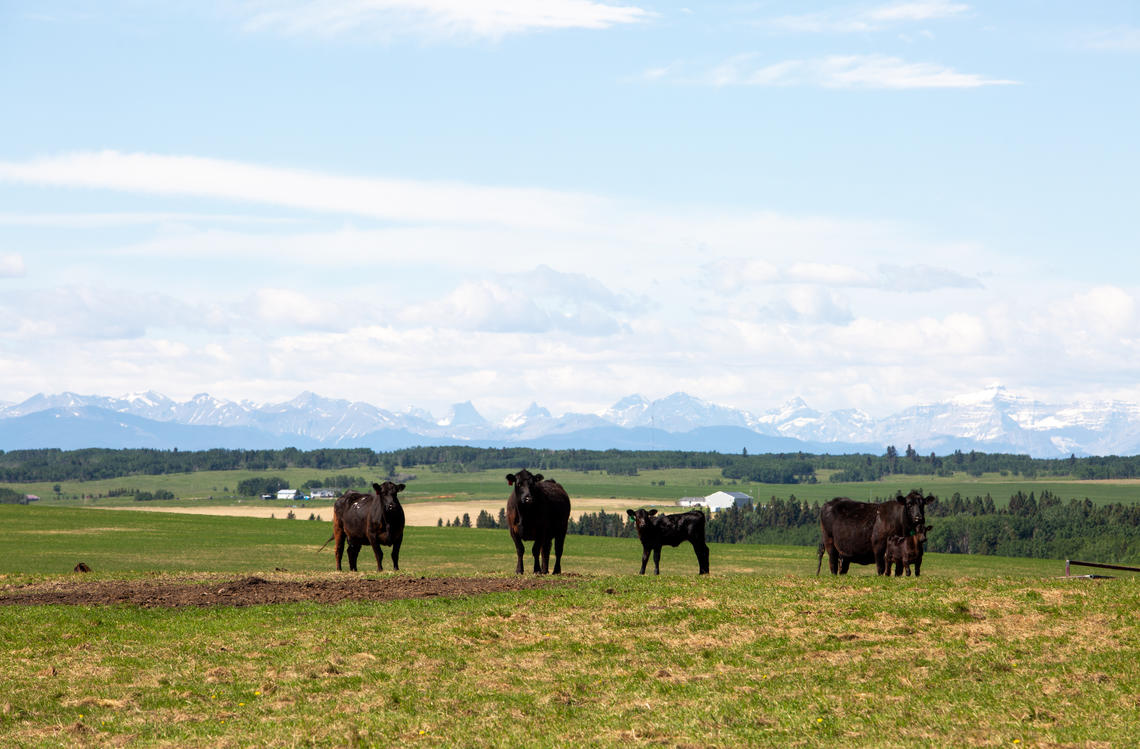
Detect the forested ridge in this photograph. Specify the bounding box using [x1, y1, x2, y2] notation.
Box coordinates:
[5, 445, 1140, 483]
[564, 490, 1140, 564]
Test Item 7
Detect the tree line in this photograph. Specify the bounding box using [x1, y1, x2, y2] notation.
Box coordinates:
[560, 489, 1140, 564]
[8, 445, 1140, 485]
[0, 447, 380, 483]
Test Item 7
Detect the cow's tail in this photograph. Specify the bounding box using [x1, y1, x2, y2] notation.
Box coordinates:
[316, 535, 334, 553]
[816, 542, 825, 576]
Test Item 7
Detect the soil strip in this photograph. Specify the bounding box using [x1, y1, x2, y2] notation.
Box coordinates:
[0, 575, 568, 608]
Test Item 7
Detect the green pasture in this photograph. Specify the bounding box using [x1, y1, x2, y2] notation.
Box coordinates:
[0, 506, 1063, 579]
[10, 464, 1140, 511]
[2, 506, 1138, 747]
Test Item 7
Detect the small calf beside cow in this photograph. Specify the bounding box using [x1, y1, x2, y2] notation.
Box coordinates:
[817, 490, 936, 577]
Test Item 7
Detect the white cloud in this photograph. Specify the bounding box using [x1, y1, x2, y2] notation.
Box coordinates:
[0, 286, 229, 341]
[399, 267, 630, 335]
[786, 262, 872, 286]
[702, 54, 1018, 89]
[1081, 27, 1140, 52]
[772, 1, 969, 33]
[866, 1, 969, 23]
[0, 253, 26, 278]
[253, 288, 359, 330]
[878, 264, 983, 291]
[1066, 286, 1136, 334]
[764, 286, 855, 324]
[238, 0, 652, 40]
[0, 151, 602, 230]
[704, 259, 981, 294]
[0, 212, 300, 229]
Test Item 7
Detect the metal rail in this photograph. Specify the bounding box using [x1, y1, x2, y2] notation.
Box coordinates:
[1065, 559, 1140, 576]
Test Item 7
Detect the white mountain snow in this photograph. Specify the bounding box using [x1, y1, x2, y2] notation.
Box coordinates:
[3, 385, 1140, 456]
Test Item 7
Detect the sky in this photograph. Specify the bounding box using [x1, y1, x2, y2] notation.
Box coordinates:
[1, 1, 1138, 421]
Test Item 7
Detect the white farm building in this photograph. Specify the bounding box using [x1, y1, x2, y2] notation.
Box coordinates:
[678, 490, 753, 512]
[276, 489, 303, 501]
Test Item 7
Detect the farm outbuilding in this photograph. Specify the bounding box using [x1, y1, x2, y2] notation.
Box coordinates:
[677, 490, 753, 512]
[276, 489, 303, 501]
[704, 491, 752, 510]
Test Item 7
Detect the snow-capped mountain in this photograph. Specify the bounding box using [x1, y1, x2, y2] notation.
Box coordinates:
[4, 385, 1140, 456]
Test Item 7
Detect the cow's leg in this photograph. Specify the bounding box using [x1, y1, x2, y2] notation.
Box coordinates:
[827, 544, 840, 575]
[347, 541, 361, 572]
[551, 533, 564, 575]
[390, 540, 400, 571]
[531, 540, 542, 574]
[875, 550, 887, 576]
[334, 531, 346, 571]
[839, 557, 850, 575]
[904, 563, 912, 577]
[693, 541, 710, 575]
[539, 538, 552, 575]
[652, 547, 662, 575]
[370, 540, 384, 572]
[510, 532, 525, 575]
[913, 558, 921, 577]
[639, 546, 650, 574]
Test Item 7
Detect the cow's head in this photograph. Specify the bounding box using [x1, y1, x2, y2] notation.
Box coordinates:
[626, 508, 658, 532]
[372, 481, 405, 513]
[896, 490, 935, 530]
[506, 469, 544, 506]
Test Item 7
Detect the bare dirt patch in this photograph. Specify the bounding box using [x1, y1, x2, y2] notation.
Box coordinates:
[0, 575, 568, 608]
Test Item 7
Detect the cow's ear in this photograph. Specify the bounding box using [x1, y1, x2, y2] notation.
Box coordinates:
[924, 494, 937, 505]
[626, 509, 635, 518]
[396, 483, 406, 493]
[506, 473, 516, 485]
[648, 509, 657, 516]
[925, 524, 933, 531]
[533, 474, 544, 483]
[896, 495, 906, 504]
[372, 482, 383, 493]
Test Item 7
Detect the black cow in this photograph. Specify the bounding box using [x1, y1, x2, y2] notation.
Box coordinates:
[506, 469, 571, 575]
[626, 508, 710, 575]
[331, 481, 406, 572]
[884, 524, 931, 577]
[816, 490, 936, 576]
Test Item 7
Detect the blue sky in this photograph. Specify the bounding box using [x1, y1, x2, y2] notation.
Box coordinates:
[1, 1, 1138, 420]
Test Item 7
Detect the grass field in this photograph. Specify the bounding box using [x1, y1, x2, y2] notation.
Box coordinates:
[13, 464, 1140, 512]
[2, 505, 1139, 747]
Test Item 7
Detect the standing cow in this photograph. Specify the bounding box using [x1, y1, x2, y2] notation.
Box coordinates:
[506, 469, 570, 575]
[626, 508, 710, 575]
[884, 524, 932, 577]
[332, 481, 406, 572]
[817, 490, 936, 576]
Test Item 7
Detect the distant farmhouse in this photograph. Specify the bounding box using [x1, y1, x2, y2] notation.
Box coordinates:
[678, 490, 752, 512]
[309, 488, 339, 499]
[276, 489, 304, 501]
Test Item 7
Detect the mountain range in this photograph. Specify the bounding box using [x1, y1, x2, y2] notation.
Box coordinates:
[2, 386, 1139, 458]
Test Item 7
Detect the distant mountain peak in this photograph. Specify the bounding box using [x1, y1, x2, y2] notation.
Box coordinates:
[610, 394, 650, 409]
[439, 401, 487, 427]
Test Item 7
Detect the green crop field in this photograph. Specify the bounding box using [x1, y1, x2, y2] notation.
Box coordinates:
[1, 505, 1138, 747]
[12, 464, 1140, 510]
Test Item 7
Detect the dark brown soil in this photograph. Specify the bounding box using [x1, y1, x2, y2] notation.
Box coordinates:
[0, 574, 569, 608]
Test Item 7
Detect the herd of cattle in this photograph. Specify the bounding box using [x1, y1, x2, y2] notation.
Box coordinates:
[323, 471, 936, 577]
